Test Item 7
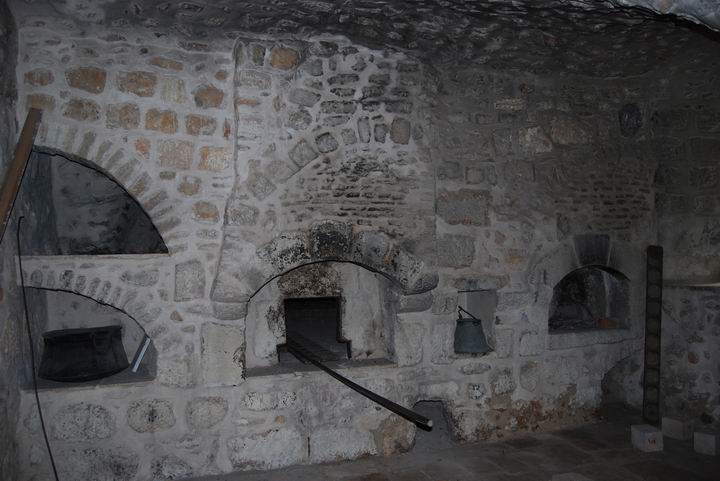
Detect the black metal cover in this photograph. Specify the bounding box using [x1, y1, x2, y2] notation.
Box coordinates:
[39, 325, 129, 382]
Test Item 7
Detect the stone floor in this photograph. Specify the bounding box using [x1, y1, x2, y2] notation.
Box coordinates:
[192, 406, 719, 481]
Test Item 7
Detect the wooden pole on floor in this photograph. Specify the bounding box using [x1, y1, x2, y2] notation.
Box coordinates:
[0, 108, 42, 245]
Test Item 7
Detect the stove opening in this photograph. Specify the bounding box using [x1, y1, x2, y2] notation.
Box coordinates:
[548, 265, 629, 332]
[278, 297, 350, 364]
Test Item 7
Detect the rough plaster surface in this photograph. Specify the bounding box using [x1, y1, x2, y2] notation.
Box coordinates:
[0, 3, 20, 477]
[654, 53, 720, 283]
[6, 1, 719, 75]
[48, 153, 167, 255]
[0, 4, 56, 478]
[603, 286, 720, 429]
[661, 287, 720, 427]
[3, 3, 720, 480]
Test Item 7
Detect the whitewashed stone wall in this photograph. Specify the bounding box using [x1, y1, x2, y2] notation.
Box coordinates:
[11, 17, 718, 481]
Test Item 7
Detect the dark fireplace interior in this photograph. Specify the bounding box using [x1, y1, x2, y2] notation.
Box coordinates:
[278, 297, 350, 364]
[549, 266, 629, 332]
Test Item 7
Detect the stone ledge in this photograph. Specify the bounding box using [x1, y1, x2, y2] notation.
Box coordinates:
[21, 365, 155, 393]
[19, 253, 171, 263]
[547, 328, 637, 350]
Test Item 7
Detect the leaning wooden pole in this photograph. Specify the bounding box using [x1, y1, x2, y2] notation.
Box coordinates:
[0, 108, 43, 244]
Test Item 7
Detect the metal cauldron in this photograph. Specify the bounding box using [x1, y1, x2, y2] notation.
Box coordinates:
[454, 306, 492, 354]
[39, 325, 129, 382]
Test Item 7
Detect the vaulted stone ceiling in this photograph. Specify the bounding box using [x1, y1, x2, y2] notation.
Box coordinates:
[8, 0, 719, 76]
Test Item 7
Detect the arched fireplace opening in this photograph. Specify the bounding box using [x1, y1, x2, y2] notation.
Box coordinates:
[245, 261, 397, 375]
[548, 265, 630, 332]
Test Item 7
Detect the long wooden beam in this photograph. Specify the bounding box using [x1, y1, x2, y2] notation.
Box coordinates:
[0, 108, 43, 244]
[287, 337, 433, 430]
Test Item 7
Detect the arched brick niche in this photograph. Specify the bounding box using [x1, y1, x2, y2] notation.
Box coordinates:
[528, 233, 644, 349]
[210, 220, 438, 320]
[33, 126, 183, 240]
[28, 150, 168, 255]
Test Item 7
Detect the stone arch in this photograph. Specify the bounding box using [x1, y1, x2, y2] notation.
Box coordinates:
[21, 262, 164, 326]
[527, 233, 645, 347]
[33, 121, 182, 239]
[244, 260, 399, 369]
[528, 234, 644, 292]
[210, 221, 439, 319]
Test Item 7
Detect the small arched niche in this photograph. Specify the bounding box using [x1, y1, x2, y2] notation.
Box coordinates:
[548, 265, 630, 332]
[30, 288, 156, 385]
[23, 152, 167, 255]
[245, 261, 397, 375]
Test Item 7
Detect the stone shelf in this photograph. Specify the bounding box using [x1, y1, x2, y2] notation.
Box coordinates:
[24, 364, 154, 392]
[547, 327, 638, 350]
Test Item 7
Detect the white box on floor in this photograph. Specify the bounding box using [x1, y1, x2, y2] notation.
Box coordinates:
[662, 416, 693, 440]
[694, 430, 719, 456]
[631, 424, 663, 452]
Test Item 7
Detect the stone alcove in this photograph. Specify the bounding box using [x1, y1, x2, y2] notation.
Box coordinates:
[529, 233, 644, 350]
[24, 151, 168, 255]
[28, 288, 157, 384]
[548, 265, 630, 332]
[245, 260, 397, 374]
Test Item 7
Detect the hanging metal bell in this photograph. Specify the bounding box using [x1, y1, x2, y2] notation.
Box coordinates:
[454, 306, 492, 354]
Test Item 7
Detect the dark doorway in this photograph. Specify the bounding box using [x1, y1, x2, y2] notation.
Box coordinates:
[279, 297, 350, 363]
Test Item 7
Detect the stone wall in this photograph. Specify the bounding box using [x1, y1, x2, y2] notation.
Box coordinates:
[0, 3, 20, 475]
[411, 66, 655, 440]
[0, 3, 58, 477]
[654, 53, 720, 283]
[7, 13, 720, 481]
[661, 287, 720, 427]
[211, 37, 438, 315]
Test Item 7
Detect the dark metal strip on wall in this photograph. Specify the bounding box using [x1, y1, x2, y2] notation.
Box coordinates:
[642, 245, 663, 425]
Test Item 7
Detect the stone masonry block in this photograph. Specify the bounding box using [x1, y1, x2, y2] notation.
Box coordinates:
[201, 322, 244, 386]
[199, 146, 231, 172]
[24, 68, 54, 86]
[117, 71, 157, 97]
[65, 67, 106, 93]
[145, 108, 178, 133]
[662, 416, 693, 441]
[631, 424, 663, 452]
[437, 189, 490, 226]
[269, 47, 299, 70]
[193, 84, 224, 108]
[106, 102, 140, 130]
[694, 430, 719, 456]
[63, 98, 100, 121]
[158, 140, 193, 169]
[127, 399, 175, 433]
[175, 259, 205, 301]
